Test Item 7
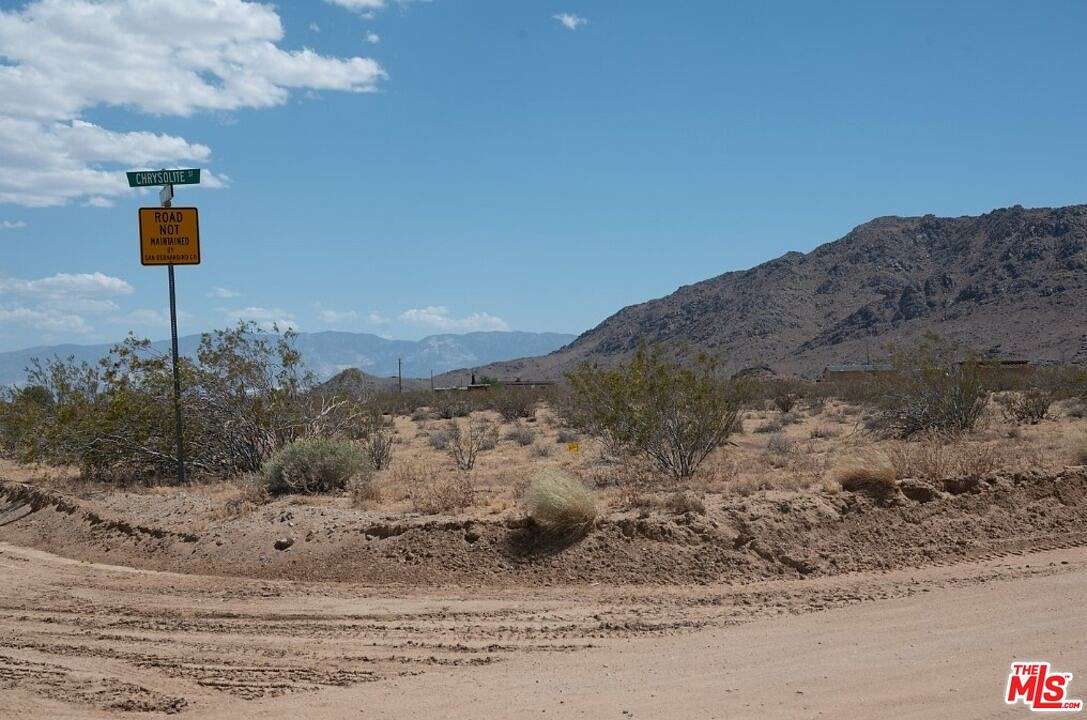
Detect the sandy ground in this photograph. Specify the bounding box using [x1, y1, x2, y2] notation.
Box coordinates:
[2, 539, 1084, 719]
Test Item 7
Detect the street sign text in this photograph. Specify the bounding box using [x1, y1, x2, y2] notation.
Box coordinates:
[139, 207, 200, 265]
[127, 169, 201, 188]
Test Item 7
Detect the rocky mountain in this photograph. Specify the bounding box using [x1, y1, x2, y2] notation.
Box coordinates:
[0, 330, 575, 386]
[439, 204, 1087, 381]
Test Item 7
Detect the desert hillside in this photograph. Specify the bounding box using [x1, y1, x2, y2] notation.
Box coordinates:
[442, 204, 1087, 382]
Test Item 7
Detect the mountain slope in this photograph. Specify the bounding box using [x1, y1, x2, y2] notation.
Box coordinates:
[0, 330, 575, 386]
[439, 204, 1087, 381]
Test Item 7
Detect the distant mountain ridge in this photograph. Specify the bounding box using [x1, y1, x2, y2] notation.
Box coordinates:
[0, 330, 575, 386]
[437, 204, 1087, 382]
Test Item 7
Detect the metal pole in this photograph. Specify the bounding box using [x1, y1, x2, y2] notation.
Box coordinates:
[163, 185, 186, 485]
[398, 358, 403, 393]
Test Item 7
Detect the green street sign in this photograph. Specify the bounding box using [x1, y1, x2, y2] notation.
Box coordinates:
[126, 168, 201, 188]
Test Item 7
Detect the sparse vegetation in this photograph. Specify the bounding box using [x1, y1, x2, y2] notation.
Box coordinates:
[261, 436, 367, 495]
[871, 336, 989, 438]
[995, 388, 1052, 425]
[445, 417, 498, 471]
[504, 425, 536, 447]
[566, 347, 750, 480]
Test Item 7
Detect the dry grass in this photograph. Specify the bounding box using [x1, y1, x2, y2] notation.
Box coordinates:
[523, 470, 597, 537]
[831, 453, 898, 500]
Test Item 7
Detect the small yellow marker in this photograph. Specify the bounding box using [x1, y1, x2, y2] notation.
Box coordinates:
[567, 442, 580, 454]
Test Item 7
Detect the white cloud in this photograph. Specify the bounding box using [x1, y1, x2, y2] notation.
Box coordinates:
[0, 306, 91, 334]
[119, 307, 192, 327]
[225, 306, 297, 331]
[207, 286, 241, 299]
[0, 220, 27, 229]
[0, 271, 133, 300]
[318, 308, 360, 324]
[309, 21, 321, 32]
[365, 31, 381, 44]
[553, 13, 588, 30]
[0, 270, 133, 337]
[326, 0, 386, 12]
[398, 305, 510, 332]
[367, 311, 389, 325]
[0, 0, 387, 206]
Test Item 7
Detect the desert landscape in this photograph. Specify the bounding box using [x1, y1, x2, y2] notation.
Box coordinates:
[3, 341, 1087, 717]
[3, 2, 1086, 717]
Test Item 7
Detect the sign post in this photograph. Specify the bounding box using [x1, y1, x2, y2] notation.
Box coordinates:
[131, 169, 201, 485]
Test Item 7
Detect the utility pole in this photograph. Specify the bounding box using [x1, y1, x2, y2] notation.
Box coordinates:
[430, 369, 434, 391]
[398, 357, 403, 393]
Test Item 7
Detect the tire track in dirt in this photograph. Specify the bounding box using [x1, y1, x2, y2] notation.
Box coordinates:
[1, 541, 1084, 718]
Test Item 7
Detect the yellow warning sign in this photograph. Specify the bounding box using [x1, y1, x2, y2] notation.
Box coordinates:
[139, 207, 200, 265]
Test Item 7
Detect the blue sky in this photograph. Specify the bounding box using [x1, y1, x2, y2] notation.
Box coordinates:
[1, 0, 1085, 352]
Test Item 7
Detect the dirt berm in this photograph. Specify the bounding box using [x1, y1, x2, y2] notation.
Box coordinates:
[2, 469, 1086, 586]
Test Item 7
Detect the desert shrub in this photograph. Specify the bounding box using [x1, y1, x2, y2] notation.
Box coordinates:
[492, 387, 539, 421]
[505, 425, 536, 447]
[0, 323, 364, 483]
[889, 434, 1003, 484]
[364, 429, 393, 470]
[555, 428, 579, 444]
[832, 454, 898, 501]
[753, 418, 783, 434]
[261, 436, 367, 495]
[428, 429, 450, 450]
[995, 389, 1052, 424]
[531, 442, 553, 458]
[871, 336, 989, 438]
[810, 424, 840, 439]
[348, 469, 380, 508]
[779, 411, 801, 426]
[666, 490, 706, 515]
[772, 393, 797, 413]
[405, 468, 474, 514]
[434, 394, 472, 420]
[567, 347, 750, 480]
[445, 417, 498, 470]
[219, 474, 270, 518]
[523, 470, 597, 537]
[410, 407, 433, 422]
[765, 432, 794, 456]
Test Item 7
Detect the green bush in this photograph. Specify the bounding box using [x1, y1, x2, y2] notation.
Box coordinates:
[261, 436, 367, 495]
[0, 322, 362, 483]
[567, 347, 750, 479]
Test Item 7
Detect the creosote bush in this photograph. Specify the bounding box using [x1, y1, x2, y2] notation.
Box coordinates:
[995, 388, 1052, 425]
[261, 436, 367, 495]
[566, 347, 749, 480]
[0, 322, 365, 483]
[523, 470, 597, 537]
[445, 417, 498, 471]
[871, 336, 989, 438]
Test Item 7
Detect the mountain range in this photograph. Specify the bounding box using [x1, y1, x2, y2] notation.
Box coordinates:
[0, 330, 575, 386]
[437, 204, 1087, 382]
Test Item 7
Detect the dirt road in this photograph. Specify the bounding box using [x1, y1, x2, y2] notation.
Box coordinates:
[1, 540, 1084, 719]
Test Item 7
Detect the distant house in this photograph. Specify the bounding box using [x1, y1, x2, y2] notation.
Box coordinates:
[821, 358, 1033, 383]
[819, 363, 894, 383]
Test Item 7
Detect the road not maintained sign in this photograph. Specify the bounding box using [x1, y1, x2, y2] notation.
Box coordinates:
[127, 168, 200, 188]
[139, 207, 200, 265]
